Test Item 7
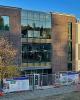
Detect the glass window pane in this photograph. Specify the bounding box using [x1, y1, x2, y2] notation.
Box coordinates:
[27, 11, 33, 19]
[46, 21, 51, 28]
[46, 14, 51, 22]
[40, 21, 46, 28]
[21, 19, 27, 26]
[0, 16, 9, 30]
[68, 22, 72, 40]
[28, 20, 34, 28]
[34, 12, 39, 20]
[28, 30, 33, 38]
[33, 20, 40, 28]
[34, 31, 40, 38]
[22, 43, 51, 63]
[40, 14, 46, 21]
[21, 10, 27, 17]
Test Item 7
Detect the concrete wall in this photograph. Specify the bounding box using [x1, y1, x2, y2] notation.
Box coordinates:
[76, 23, 80, 71]
[0, 6, 21, 66]
[51, 13, 76, 72]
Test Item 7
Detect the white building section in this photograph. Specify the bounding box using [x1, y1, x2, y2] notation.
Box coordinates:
[76, 22, 80, 71]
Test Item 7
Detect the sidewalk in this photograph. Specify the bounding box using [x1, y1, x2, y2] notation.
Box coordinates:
[0, 85, 76, 100]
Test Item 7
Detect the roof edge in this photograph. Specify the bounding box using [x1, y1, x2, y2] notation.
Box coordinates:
[51, 12, 76, 17]
[0, 5, 21, 10]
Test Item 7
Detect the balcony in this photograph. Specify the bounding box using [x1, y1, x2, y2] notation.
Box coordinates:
[22, 62, 51, 68]
[21, 38, 51, 43]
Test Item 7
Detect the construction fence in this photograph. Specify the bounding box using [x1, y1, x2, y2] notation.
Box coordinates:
[1, 71, 80, 93]
[27, 72, 80, 90]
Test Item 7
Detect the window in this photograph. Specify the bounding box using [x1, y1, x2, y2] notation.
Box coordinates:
[27, 11, 33, 19]
[67, 63, 72, 71]
[46, 21, 51, 28]
[34, 12, 39, 20]
[46, 14, 51, 22]
[68, 41, 72, 53]
[27, 30, 40, 38]
[78, 44, 80, 60]
[28, 30, 33, 38]
[34, 31, 40, 38]
[67, 22, 72, 70]
[68, 22, 72, 40]
[21, 10, 27, 17]
[40, 21, 46, 28]
[21, 19, 27, 26]
[21, 11, 52, 67]
[33, 20, 40, 28]
[68, 41, 72, 62]
[21, 11, 51, 39]
[28, 20, 34, 28]
[0, 16, 9, 31]
[22, 43, 51, 63]
[40, 14, 46, 21]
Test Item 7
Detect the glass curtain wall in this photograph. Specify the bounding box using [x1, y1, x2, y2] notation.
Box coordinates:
[22, 43, 51, 63]
[21, 10, 51, 39]
[21, 10, 51, 68]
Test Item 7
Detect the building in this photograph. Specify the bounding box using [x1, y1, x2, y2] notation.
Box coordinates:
[76, 21, 80, 71]
[0, 5, 77, 75]
[0, 6, 21, 66]
[52, 13, 76, 72]
[21, 10, 52, 74]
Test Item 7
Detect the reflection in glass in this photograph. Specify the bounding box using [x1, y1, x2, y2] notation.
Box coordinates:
[27, 11, 33, 19]
[34, 31, 40, 38]
[21, 10, 51, 39]
[22, 43, 51, 63]
[68, 22, 72, 40]
[28, 30, 33, 38]
[21, 10, 52, 68]
[34, 12, 39, 20]
[0, 16, 9, 30]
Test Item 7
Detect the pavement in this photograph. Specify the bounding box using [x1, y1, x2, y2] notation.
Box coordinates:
[0, 85, 77, 100]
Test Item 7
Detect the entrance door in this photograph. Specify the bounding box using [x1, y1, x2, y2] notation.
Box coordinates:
[34, 74, 40, 86]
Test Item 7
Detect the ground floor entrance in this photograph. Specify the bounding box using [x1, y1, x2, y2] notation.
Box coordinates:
[22, 68, 52, 75]
[21, 68, 52, 89]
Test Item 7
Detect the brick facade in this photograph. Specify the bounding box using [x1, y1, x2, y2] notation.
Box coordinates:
[0, 6, 21, 66]
[51, 13, 76, 72]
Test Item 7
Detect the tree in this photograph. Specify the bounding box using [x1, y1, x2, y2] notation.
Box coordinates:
[0, 37, 20, 88]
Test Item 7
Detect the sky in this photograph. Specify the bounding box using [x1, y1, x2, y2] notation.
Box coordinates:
[0, 0, 80, 18]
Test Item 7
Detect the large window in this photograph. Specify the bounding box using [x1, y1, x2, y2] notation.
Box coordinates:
[22, 43, 51, 63]
[0, 16, 9, 31]
[21, 10, 52, 68]
[68, 63, 72, 71]
[68, 22, 72, 40]
[67, 22, 72, 71]
[21, 10, 51, 39]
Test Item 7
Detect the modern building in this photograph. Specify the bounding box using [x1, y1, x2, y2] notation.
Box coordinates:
[52, 13, 76, 72]
[0, 5, 77, 75]
[76, 21, 80, 71]
[0, 6, 21, 66]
